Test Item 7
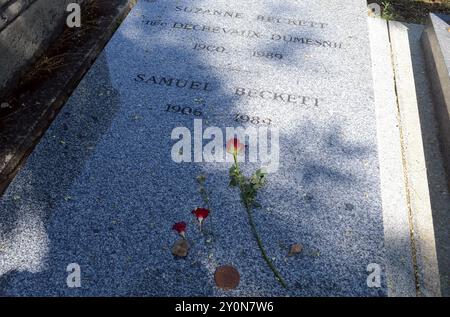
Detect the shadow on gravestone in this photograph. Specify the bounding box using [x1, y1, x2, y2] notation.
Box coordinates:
[0, 0, 390, 296]
[0, 3, 223, 296]
[0, 53, 122, 230]
[0, 53, 126, 294]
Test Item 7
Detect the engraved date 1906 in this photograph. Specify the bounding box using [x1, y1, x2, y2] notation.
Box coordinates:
[165, 104, 203, 117]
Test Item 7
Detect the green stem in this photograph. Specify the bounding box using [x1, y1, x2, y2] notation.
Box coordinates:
[230, 159, 287, 288]
[233, 153, 239, 172]
[244, 205, 287, 288]
[197, 177, 215, 239]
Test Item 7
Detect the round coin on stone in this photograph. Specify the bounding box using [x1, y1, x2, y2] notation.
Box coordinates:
[214, 265, 240, 290]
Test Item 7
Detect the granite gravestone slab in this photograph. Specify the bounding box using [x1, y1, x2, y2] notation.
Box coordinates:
[0, 0, 386, 296]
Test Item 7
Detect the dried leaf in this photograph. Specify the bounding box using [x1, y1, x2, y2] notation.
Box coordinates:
[288, 243, 303, 257]
[214, 265, 240, 290]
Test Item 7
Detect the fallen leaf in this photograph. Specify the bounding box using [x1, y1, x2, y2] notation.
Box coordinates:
[288, 243, 303, 256]
[214, 265, 240, 290]
[172, 239, 190, 258]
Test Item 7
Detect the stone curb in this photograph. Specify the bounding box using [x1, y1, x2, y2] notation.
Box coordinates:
[421, 13, 450, 186]
[389, 20, 442, 297]
[368, 16, 416, 297]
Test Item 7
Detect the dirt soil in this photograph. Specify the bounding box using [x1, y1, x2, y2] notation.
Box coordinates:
[370, 0, 450, 23]
[0, 0, 135, 194]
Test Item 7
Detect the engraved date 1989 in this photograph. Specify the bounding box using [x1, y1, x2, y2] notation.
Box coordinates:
[252, 50, 283, 60]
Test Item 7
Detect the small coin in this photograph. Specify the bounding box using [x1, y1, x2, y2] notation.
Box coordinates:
[214, 265, 240, 290]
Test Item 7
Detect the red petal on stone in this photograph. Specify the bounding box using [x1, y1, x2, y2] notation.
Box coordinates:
[172, 221, 187, 234]
[192, 208, 210, 220]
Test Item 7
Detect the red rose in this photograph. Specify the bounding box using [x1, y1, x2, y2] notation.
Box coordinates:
[192, 208, 210, 226]
[226, 138, 244, 155]
[172, 221, 187, 238]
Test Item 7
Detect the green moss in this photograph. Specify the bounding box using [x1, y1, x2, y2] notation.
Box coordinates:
[381, 1, 397, 20]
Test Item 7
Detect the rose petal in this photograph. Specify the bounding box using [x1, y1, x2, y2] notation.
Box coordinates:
[172, 221, 187, 234]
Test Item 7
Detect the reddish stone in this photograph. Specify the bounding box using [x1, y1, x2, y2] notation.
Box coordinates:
[214, 265, 240, 290]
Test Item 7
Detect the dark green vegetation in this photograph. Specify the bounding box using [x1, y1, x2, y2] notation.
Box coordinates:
[370, 0, 450, 23]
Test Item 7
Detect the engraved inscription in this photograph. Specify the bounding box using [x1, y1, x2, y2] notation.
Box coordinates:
[271, 34, 343, 48]
[235, 113, 272, 126]
[235, 87, 320, 107]
[252, 51, 283, 60]
[135, 74, 214, 92]
[141, 19, 343, 49]
[132, 74, 322, 108]
[172, 22, 262, 39]
[193, 43, 227, 54]
[256, 15, 327, 29]
[165, 104, 203, 117]
[175, 6, 244, 19]
[172, 5, 327, 29]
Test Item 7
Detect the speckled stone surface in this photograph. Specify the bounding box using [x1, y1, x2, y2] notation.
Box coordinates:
[0, 0, 387, 296]
[368, 17, 415, 297]
[422, 13, 450, 182]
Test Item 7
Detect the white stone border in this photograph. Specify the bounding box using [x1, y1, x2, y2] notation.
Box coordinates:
[369, 16, 442, 297]
[369, 16, 416, 297]
[389, 20, 441, 297]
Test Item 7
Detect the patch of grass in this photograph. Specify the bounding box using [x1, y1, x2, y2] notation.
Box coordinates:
[370, 0, 450, 23]
[381, 1, 397, 20]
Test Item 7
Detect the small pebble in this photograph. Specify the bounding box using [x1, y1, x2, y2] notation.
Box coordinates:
[172, 239, 190, 257]
[345, 203, 355, 211]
